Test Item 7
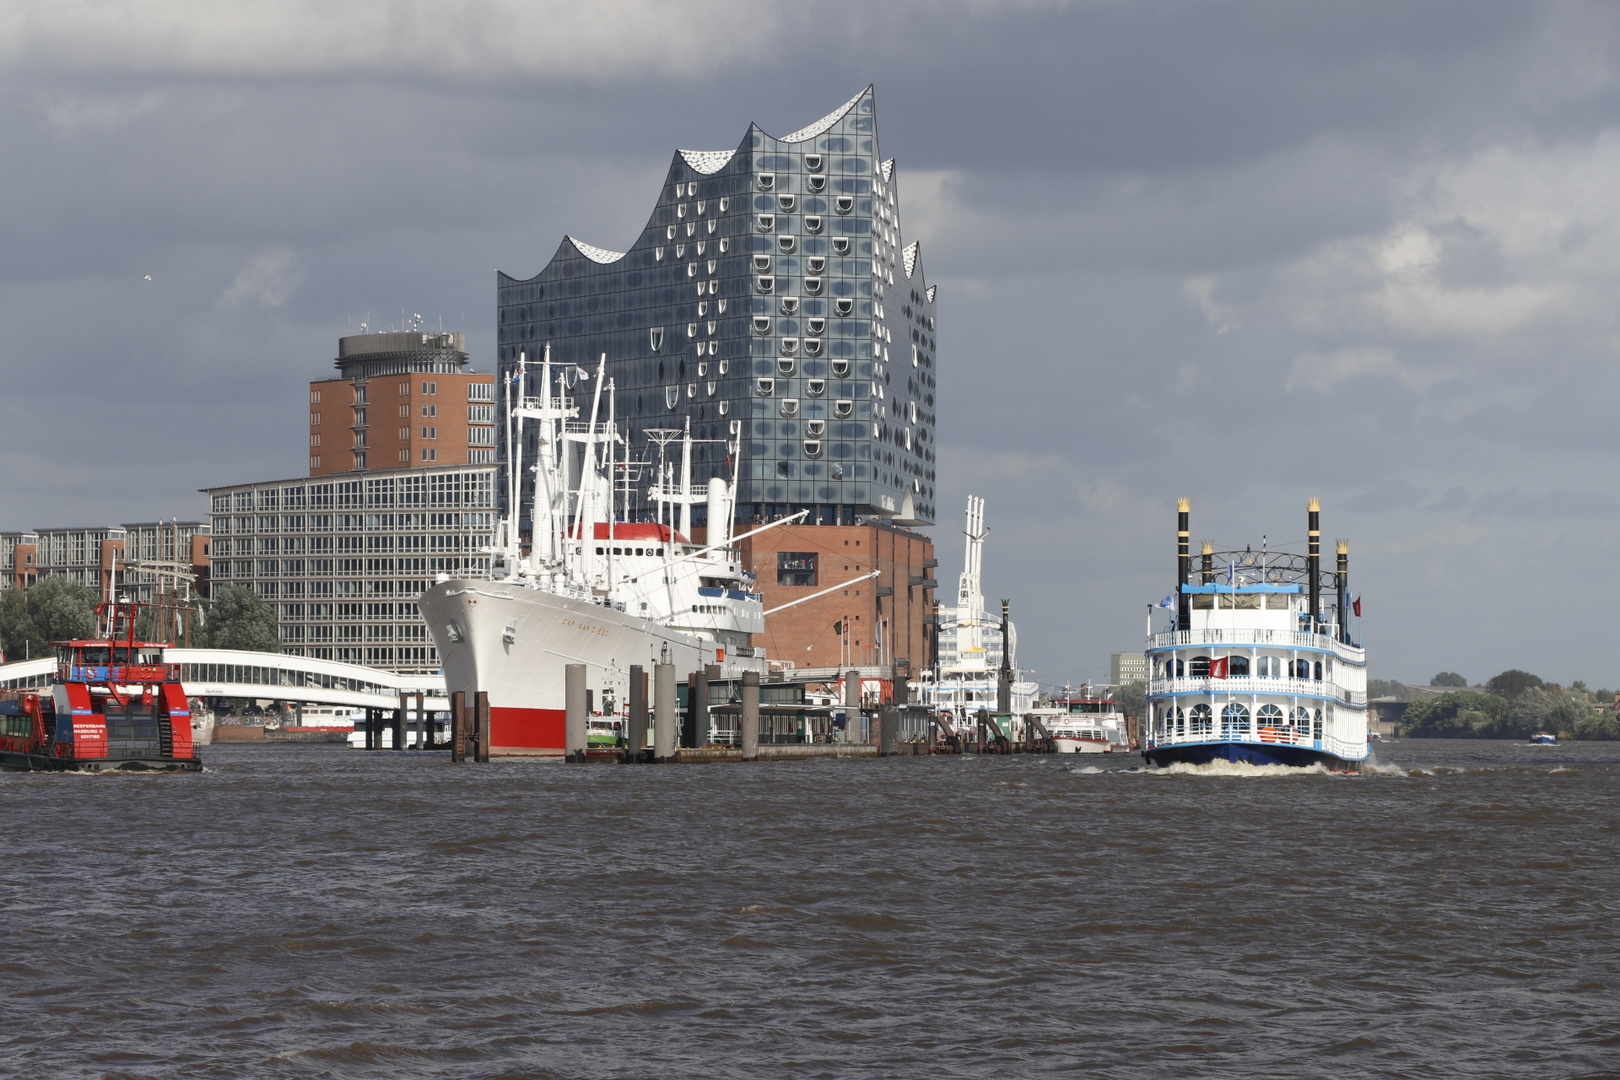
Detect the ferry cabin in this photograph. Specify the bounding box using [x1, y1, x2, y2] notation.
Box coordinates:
[1146, 582, 1367, 766]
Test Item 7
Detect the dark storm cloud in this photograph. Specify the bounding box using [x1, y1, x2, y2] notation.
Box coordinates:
[4, 0, 1620, 686]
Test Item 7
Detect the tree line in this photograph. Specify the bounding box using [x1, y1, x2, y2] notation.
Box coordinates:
[1370, 669, 1620, 741]
[0, 579, 280, 662]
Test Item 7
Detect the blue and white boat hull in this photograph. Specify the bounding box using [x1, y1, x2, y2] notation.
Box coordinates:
[1142, 740, 1363, 771]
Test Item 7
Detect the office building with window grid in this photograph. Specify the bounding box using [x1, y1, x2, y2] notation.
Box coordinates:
[496, 86, 938, 532]
[203, 465, 495, 673]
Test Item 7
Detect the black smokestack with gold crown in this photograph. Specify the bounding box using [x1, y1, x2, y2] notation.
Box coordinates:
[1307, 498, 1321, 632]
[1177, 498, 1190, 631]
[1336, 540, 1350, 645]
[1201, 541, 1214, 585]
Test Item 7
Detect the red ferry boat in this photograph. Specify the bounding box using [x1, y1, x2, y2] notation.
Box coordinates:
[0, 600, 200, 772]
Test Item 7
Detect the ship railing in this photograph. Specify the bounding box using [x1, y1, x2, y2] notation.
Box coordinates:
[1149, 725, 1319, 746]
[61, 663, 182, 684]
[1147, 627, 1363, 661]
[1148, 676, 1366, 705]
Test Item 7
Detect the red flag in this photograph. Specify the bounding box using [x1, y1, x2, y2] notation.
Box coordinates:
[1352, 596, 1362, 618]
[1209, 657, 1229, 679]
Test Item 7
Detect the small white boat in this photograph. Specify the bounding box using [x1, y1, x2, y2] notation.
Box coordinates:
[1531, 731, 1558, 745]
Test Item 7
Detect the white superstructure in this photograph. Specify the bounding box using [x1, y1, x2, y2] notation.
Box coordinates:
[924, 496, 1037, 718]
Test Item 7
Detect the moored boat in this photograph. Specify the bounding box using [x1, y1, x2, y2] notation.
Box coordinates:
[0, 600, 201, 772]
[1142, 499, 1368, 771]
[1033, 689, 1131, 753]
[1530, 731, 1558, 745]
[421, 350, 786, 757]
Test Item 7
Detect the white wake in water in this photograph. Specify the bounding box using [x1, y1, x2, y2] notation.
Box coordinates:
[1150, 759, 1332, 778]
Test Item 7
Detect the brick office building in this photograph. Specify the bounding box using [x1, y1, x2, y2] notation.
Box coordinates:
[738, 520, 935, 673]
[309, 330, 496, 476]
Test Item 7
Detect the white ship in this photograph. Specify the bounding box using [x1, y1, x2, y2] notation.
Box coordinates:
[420, 350, 820, 757]
[1142, 499, 1369, 770]
[924, 496, 1038, 722]
[1031, 689, 1131, 754]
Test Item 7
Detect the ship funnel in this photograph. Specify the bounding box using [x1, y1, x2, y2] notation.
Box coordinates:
[1201, 541, 1214, 585]
[1176, 498, 1190, 631]
[1307, 497, 1321, 633]
[1336, 539, 1350, 645]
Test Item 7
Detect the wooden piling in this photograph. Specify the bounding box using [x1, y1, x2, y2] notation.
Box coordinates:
[654, 663, 676, 762]
[474, 691, 491, 763]
[450, 691, 466, 762]
[565, 664, 588, 763]
[740, 670, 760, 762]
[628, 664, 648, 763]
[687, 669, 709, 748]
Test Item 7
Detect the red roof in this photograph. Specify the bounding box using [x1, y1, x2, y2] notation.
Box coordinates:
[591, 522, 689, 543]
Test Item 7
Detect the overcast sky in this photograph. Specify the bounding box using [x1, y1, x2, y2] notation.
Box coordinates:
[4, 1, 1620, 688]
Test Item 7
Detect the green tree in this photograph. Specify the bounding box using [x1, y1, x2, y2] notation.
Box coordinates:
[1399, 691, 1512, 738]
[1486, 669, 1543, 699]
[1430, 671, 1467, 687]
[197, 585, 281, 653]
[1115, 679, 1146, 721]
[0, 576, 97, 662]
[1367, 678, 1410, 700]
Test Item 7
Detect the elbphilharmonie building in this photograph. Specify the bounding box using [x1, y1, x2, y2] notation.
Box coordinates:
[496, 87, 938, 530]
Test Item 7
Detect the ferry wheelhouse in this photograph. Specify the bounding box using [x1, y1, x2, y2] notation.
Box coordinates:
[1142, 499, 1367, 770]
[0, 600, 200, 772]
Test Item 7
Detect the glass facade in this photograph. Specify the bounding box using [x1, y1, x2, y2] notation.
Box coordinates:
[495, 87, 938, 530]
[205, 465, 496, 674]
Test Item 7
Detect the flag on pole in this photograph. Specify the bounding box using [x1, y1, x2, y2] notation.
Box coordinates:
[1209, 657, 1230, 679]
[1352, 596, 1362, 617]
[1157, 594, 1175, 609]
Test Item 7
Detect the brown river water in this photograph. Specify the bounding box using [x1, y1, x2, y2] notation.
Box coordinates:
[3, 739, 1618, 1078]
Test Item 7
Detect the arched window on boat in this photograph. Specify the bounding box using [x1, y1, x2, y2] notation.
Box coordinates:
[1256, 655, 1278, 677]
[1228, 656, 1250, 677]
[1221, 702, 1250, 735]
[1291, 706, 1312, 729]
[1294, 658, 1311, 679]
[1313, 709, 1324, 739]
[1189, 655, 1211, 678]
[1314, 660, 1323, 681]
[1188, 704, 1210, 735]
[1257, 704, 1284, 729]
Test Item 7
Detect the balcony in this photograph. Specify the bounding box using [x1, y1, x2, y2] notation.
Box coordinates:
[1149, 626, 1363, 662]
[1149, 675, 1366, 706]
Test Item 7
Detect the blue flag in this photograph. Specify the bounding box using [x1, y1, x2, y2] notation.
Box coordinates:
[1157, 594, 1175, 609]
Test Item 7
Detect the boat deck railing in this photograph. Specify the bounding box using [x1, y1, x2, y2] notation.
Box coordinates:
[1146, 728, 1368, 761]
[1150, 676, 1366, 705]
[1148, 628, 1364, 662]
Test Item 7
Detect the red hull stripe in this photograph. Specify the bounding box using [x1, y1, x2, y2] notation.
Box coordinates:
[491, 706, 566, 751]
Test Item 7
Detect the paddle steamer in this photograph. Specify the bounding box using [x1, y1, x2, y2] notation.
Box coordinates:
[1142, 499, 1368, 770]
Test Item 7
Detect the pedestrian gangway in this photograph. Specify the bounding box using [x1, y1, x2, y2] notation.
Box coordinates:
[0, 648, 446, 711]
